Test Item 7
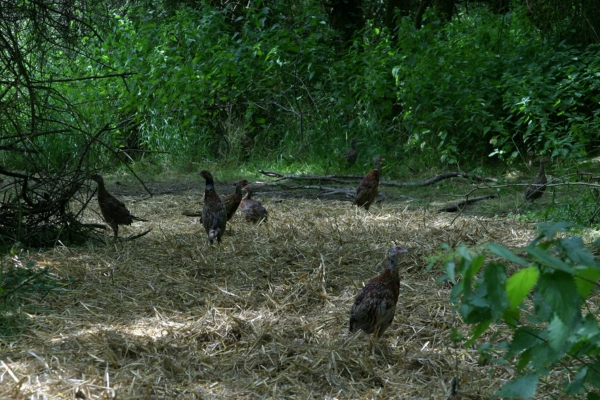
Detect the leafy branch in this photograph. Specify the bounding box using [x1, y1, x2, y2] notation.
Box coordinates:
[435, 222, 600, 398]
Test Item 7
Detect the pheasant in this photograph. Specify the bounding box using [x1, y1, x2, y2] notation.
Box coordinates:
[181, 179, 248, 220]
[525, 157, 550, 202]
[222, 179, 248, 220]
[90, 174, 147, 239]
[342, 138, 358, 169]
[239, 186, 268, 223]
[349, 246, 408, 339]
[200, 170, 227, 244]
[353, 156, 384, 210]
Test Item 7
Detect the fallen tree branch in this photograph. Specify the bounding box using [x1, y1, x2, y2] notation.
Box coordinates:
[298, 185, 355, 196]
[438, 195, 499, 212]
[182, 211, 202, 217]
[257, 170, 497, 186]
[125, 228, 153, 241]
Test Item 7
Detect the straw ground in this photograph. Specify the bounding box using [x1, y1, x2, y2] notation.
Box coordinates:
[0, 180, 565, 399]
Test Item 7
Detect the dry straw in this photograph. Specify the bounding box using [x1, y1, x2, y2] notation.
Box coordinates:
[0, 182, 568, 399]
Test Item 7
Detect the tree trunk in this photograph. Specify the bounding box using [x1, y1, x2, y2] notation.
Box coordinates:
[526, 0, 600, 46]
[326, 0, 365, 44]
[385, 0, 411, 32]
[414, 0, 432, 28]
[581, 0, 600, 45]
[490, 0, 510, 14]
[433, 0, 454, 22]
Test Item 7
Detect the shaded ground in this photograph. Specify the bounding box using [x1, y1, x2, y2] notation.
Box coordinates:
[0, 172, 580, 399]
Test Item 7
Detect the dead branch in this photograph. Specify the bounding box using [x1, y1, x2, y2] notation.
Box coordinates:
[438, 195, 499, 212]
[81, 223, 109, 230]
[182, 211, 202, 217]
[257, 170, 497, 186]
[298, 185, 355, 196]
[125, 229, 153, 241]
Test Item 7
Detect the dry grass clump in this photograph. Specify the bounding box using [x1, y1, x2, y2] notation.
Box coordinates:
[1, 187, 547, 399]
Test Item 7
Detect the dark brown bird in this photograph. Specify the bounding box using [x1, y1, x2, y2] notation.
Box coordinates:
[90, 174, 147, 239]
[349, 246, 408, 338]
[239, 186, 268, 223]
[342, 138, 358, 169]
[525, 157, 550, 202]
[353, 156, 384, 210]
[200, 170, 227, 244]
[221, 179, 248, 220]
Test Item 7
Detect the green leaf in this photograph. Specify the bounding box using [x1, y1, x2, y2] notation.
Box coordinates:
[538, 271, 581, 325]
[516, 347, 532, 371]
[507, 326, 544, 358]
[460, 300, 491, 324]
[526, 246, 573, 273]
[588, 359, 600, 389]
[536, 222, 572, 239]
[561, 237, 597, 266]
[465, 320, 491, 347]
[450, 327, 464, 341]
[573, 265, 600, 300]
[503, 308, 521, 328]
[445, 260, 456, 282]
[576, 314, 600, 340]
[547, 314, 569, 351]
[506, 267, 539, 309]
[531, 291, 553, 323]
[484, 263, 508, 321]
[487, 243, 529, 266]
[495, 373, 539, 399]
[564, 366, 588, 395]
[466, 254, 486, 281]
[529, 342, 563, 371]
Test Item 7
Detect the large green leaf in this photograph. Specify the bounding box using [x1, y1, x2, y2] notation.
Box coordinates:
[564, 366, 588, 395]
[573, 265, 600, 300]
[495, 373, 539, 399]
[507, 326, 545, 358]
[465, 320, 491, 347]
[506, 267, 539, 309]
[547, 314, 569, 351]
[561, 237, 597, 266]
[487, 243, 529, 266]
[527, 246, 573, 273]
[538, 271, 581, 325]
[466, 254, 486, 281]
[484, 263, 508, 321]
[528, 341, 563, 373]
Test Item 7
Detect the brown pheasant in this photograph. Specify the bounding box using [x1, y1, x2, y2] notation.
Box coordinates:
[342, 138, 358, 169]
[221, 179, 248, 220]
[200, 170, 227, 244]
[353, 156, 384, 210]
[349, 246, 408, 338]
[239, 186, 268, 223]
[90, 174, 147, 239]
[525, 157, 550, 202]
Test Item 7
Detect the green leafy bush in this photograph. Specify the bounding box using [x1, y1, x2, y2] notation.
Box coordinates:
[393, 7, 600, 165]
[437, 222, 600, 398]
[12, 2, 600, 171]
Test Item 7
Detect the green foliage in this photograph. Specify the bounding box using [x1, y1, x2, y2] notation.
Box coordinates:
[392, 6, 600, 165]
[0, 255, 65, 337]
[7, 2, 600, 171]
[440, 222, 600, 398]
